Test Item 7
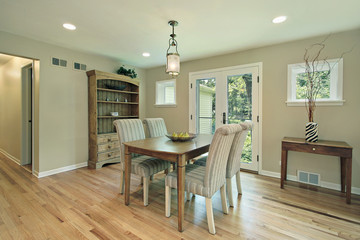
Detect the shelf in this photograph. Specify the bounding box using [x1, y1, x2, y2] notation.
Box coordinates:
[97, 88, 138, 94]
[97, 100, 138, 105]
[98, 115, 139, 119]
[88, 69, 140, 169]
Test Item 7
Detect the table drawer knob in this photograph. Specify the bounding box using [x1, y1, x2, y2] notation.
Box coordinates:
[108, 138, 111, 142]
[312, 148, 316, 151]
[108, 153, 112, 157]
[108, 145, 112, 149]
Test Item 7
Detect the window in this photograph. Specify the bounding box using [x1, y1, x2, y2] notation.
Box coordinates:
[287, 58, 344, 106]
[155, 79, 176, 106]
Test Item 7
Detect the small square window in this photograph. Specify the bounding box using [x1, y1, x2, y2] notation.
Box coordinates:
[287, 58, 344, 106]
[155, 79, 176, 106]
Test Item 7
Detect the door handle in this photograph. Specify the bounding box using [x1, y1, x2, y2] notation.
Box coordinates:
[222, 112, 226, 124]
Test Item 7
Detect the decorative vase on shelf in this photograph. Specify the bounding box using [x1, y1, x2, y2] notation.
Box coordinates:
[305, 122, 318, 142]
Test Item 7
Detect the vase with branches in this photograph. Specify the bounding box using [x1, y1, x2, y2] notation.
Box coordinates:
[304, 41, 330, 123]
[302, 38, 332, 142]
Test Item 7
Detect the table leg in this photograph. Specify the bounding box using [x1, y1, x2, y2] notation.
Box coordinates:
[280, 148, 288, 189]
[346, 157, 352, 204]
[340, 157, 346, 193]
[177, 154, 186, 232]
[124, 146, 131, 206]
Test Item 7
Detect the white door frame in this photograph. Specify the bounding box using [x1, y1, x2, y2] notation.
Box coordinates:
[189, 63, 263, 172]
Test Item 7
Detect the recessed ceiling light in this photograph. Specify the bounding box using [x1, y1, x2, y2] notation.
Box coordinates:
[142, 52, 150, 57]
[272, 16, 287, 24]
[63, 23, 76, 30]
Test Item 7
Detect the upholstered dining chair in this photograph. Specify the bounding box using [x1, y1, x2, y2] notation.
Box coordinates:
[113, 119, 171, 206]
[194, 121, 252, 207]
[143, 118, 167, 138]
[165, 124, 242, 234]
[225, 121, 252, 207]
[143, 117, 181, 171]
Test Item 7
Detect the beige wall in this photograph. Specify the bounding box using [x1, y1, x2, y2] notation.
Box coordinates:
[0, 57, 32, 162]
[0, 31, 146, 174]
[146, 29, 360, 189]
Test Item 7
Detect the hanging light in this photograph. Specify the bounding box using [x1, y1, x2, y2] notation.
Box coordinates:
[166, 20, 180, 76]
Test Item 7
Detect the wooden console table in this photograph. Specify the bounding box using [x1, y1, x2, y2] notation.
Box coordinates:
[281, 137, 353, 204]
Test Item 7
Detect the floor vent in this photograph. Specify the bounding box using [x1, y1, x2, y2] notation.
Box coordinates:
[51, 57, 67, 67]
[73, 62, 87, 71]
[297, 170, 320, 186]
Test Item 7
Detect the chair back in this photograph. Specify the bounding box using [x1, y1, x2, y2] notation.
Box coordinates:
[226, 121, 252, 178]
[204, 124, 242, 196]
[113, 119, 145, 162]
[143, 118, 168, 138]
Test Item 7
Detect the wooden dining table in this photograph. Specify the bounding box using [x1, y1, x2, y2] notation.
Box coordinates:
[123, 134, 213, 232]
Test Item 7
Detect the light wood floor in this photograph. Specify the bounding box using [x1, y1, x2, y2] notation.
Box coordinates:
[0, 155, 359, 240]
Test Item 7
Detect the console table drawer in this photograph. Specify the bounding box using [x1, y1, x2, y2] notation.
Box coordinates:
[282, 142, 351, 157]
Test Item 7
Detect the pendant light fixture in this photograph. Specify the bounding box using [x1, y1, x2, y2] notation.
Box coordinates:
[166, 20, 180, 76]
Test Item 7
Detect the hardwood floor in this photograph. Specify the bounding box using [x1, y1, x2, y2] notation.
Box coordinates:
[0, 154, 359, 239]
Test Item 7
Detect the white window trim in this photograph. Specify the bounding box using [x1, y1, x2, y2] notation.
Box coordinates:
[155, 79, 177, 107]
[286, 58, 344, 106]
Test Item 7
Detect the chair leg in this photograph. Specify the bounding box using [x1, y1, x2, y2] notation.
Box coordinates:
[226, 177, 234, 207]
[119, 171, 125, 194]
[236, 171, 242, 194]
[165, 186, 171, 217]
[220, 185, 229, 214]
[143, 176, 150, 206]
[205, 197, 216, 235]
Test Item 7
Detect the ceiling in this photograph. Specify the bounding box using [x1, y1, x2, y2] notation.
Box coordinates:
[0, 0, 359, 69]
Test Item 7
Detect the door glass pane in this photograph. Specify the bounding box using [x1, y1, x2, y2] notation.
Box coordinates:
[196, 78, 216, 134]
[227, 74, 252, 163]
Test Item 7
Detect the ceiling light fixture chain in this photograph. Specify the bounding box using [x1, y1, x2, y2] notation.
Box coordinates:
[166, 20, 180, 77]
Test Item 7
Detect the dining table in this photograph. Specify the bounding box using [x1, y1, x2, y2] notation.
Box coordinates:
[123, 134, 213, 232]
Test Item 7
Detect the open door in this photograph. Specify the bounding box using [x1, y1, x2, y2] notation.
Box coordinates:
[21, 63, 33, 171]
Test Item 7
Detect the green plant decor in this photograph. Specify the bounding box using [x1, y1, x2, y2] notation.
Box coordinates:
[116, 66, 137, 79]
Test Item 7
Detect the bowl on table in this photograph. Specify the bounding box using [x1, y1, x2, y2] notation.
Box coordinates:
[165, 132, 197, 142]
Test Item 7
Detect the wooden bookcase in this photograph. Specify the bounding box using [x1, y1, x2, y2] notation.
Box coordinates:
[87, 70, 139, 169]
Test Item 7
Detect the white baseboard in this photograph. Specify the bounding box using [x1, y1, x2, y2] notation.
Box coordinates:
[34, 162, 88, 178]
[259, 170, 360, 195]
[0, 148, 20, 164]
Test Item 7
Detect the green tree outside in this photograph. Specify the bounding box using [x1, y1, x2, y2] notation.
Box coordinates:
[198, 74, 253, 163]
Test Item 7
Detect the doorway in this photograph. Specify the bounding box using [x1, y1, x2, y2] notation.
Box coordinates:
[189, 63, 262, 172]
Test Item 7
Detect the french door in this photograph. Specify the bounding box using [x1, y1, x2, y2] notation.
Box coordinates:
[189, 64, 261, 171]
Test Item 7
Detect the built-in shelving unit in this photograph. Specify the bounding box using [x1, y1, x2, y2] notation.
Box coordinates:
[87, 69, 140, 169]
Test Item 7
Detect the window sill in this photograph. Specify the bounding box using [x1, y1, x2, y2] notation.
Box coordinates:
[286, 100, 345, 107]
[154, 104, 177, 108]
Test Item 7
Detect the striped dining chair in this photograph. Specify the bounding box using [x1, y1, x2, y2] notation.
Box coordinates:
[194, 121, 252, 207]
[165, 124, 242, 234]
[143, 118, 168, 138]
[225, 121, 252, 207]
[113, 119, 171, 206]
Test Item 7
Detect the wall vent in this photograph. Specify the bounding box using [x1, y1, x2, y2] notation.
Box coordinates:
[297, 170, 320, 186]
[51, 57, 67, 67]
[73, 62, 87, 71]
